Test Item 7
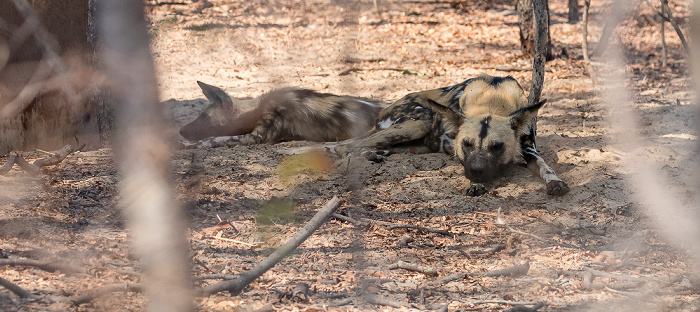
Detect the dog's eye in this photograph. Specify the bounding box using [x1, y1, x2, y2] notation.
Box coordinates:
[462, 141, 474, 149]
[489, 142, 504, 152]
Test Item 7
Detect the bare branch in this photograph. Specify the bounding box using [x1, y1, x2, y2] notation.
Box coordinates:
[202, 196, 342, 296]
[0, 276, 35, 299]
[0, 258, 87, 274]
[71, 283, 143, 306]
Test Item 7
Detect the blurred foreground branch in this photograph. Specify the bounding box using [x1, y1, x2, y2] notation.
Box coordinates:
[98, 0, 192, 311]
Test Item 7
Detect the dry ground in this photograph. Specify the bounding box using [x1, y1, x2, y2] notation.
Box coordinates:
[1, 0, 698, 311]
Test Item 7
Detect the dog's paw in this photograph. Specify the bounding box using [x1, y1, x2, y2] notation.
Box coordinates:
[466, 183, 488, 197]
[546, 180, 569, 196]
[334, 144, 351, 158]
[360, 149, 390, 163]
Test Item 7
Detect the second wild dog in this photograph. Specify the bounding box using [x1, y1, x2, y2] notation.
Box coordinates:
[179, 81, 385, 147]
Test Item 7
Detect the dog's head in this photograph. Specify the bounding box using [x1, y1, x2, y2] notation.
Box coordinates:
[180, 81, 246, 141]
[449, 100, 545, 183]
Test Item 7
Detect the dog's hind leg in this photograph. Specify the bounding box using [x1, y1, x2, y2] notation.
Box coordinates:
[520, 127, 569, 196]
[334, 120, 431, 158]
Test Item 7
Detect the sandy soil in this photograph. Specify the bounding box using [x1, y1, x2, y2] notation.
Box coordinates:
[1, 0, 698, 311]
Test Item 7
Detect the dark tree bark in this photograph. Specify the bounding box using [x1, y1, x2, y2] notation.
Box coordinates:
[517, 0, 553, 60]
[528, 0, 549, 106]
[568, 0, 579, 24]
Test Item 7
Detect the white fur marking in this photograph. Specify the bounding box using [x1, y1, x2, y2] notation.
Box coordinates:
[438, 133, 453, 153]
[525, 147, 561, 183]
[378, 118, 395, 129]
[213, 136, 238, 143]
[355, 99, 377, 107]
[453, 90, 464, 101]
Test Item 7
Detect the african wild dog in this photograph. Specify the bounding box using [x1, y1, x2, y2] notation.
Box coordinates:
[334, 74, 569, 196]
[179, 81, 386, 147]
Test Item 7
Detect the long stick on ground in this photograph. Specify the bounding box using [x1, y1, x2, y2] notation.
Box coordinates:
[202, 196, 343, 296]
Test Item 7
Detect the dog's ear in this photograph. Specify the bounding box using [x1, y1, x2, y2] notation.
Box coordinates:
[509, 99, 546, 131]
[197, 81, 235, 114]
[424, 98, 466, 127]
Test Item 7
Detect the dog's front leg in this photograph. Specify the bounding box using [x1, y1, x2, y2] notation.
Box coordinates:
[522, 145, 569, 196]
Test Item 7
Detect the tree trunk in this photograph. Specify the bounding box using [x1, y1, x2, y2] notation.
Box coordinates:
[0, 0, 108, 155]
[568, 0, 579, 24]
[517, 0, 553, 60]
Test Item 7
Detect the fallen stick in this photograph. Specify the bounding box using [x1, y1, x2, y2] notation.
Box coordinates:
[467, 299, 543, 307]
[0, 144, 83, 176]
[210, 235, 263, 247]
[193, 274, 239, 281]
[503, 302, 546, 312]
[386, 224, 456, 238]
[473, 262, 530, 278]
[201, 196, 342, 296]
[71, 283, 143, 306]
[362, 294, 413, 308]
[388, 260, 438, 276]
[0, 258, 87, 275]
[331, 213, 456, 237]
[0, 276, 35, 299]
[430, 263, 530, 286]
[0, 154, 17, 175]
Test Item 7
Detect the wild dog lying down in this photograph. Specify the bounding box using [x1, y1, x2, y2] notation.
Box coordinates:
[179, 82, 385, 147]
[334, 74, 569, 196]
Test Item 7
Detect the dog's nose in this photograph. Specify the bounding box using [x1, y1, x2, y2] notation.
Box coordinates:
[469, 164, 485, 176]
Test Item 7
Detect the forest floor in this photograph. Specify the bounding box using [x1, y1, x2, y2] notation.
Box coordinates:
[1, 0, 699, 311]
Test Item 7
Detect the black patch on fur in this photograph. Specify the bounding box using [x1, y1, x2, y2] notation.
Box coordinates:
[479, 116, 491, 139]
[294, 88, 335, 99]
[489, 75, 516, 86]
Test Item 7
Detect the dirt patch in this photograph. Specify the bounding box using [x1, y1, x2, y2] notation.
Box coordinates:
[1, 0, 698, 311]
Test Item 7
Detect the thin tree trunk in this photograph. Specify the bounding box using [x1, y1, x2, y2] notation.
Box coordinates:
[661, 0, 667, 67]
[517, 0, 553, 60]
[568, 0, 579, 24]
[528, 0, 549, 106]
[582, 0, 595, 80]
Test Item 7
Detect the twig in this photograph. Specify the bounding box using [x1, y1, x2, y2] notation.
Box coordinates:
[431, 272, 467, 285]
[0, 154, 18, 175]
[210, 236, 263, 247]
[201, 196, 342, 295]
[0, 258, 87, 274]
[388, 260, 438, 276]
[472, 262, 530, 277]
[466, 299, 543, 306]
[71, 283, 143, 306]
[0, 144, 83, 176]
[362, 294, 413, 308]
[338, 67, 424, 76]
[193, 274, 239, 281]
[12, 154, 41, 176]
[33, 144, 82, 168]
[431, 263, 530, 286]
[505, 225, 548, 242]
[643, 0, 689, 53]
[659, 0, 688, 53]
[332, 213, 456, 237]
[504, 302, 546, 312]
[0, 276, 35, 299]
